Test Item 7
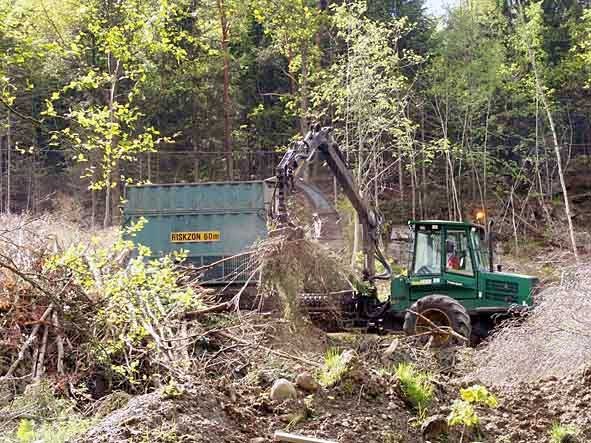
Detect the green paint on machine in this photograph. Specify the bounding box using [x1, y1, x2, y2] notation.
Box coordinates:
[389, 220, 538, 315]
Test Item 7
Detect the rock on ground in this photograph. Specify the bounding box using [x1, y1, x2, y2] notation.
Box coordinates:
[295, 372, 320, 393]
[270, 379, 297, 401]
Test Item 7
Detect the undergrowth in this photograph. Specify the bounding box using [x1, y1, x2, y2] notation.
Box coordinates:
[395, 362, 434, 413]
[1, 382, 91, 443]
[318, 348, 349, 387]
[549, 423, 579, 443]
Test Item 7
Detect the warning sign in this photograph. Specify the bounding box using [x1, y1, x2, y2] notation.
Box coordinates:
[170, 231, 221, 243]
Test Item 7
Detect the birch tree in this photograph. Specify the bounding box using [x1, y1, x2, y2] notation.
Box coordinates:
[312, 0, 420, 265]
[44, 0, 188, 227]
[514, 0, 578, 260]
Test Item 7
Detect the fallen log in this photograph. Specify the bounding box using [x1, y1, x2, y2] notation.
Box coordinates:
[184, 301, 232, 319]
[274, 431, 337, 443]
[1, 303, 54, 380]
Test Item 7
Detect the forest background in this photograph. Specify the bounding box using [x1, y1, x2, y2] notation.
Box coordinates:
[1, 0, 591, 255]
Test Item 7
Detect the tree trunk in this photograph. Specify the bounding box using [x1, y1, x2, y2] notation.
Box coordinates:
[516, 0, 578, 260]
[218, 0, 233, 180]
[0, 131, 3, 213]
[410, 152, 417, 220]
[103, 185, 111, 228]
[104, 57, 119, 228]
[543, 97, 578, 259]
[351, 213, 359, 270]
[192, 95, 200, 182]
[112, 162, 121, 225]
[398, 144, 404, 203]
[483, 97, 491, 224]
[91, 190, 96, 228]
[299, 45, 309, 136]
[6, 111, 11, 214]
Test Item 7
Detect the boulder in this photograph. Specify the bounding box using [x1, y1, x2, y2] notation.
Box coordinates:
[295, 372, 320, 392]
[270, 379, 297, 401]
[421, 414, 449, 441]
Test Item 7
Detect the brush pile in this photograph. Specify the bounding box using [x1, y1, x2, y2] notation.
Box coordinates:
[474, 263, 591, 385]
[257, 228, 353, 323]
[0, 215, 208, 406]
[0, 215, 105, 384]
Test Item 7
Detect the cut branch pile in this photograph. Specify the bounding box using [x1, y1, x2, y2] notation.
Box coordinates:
[0, 215, 344, 417]
[0, 215, 102, 391]
[474, 263, 591, 384]
[0, 215, 209, 400]
[256, 229, 353, 323]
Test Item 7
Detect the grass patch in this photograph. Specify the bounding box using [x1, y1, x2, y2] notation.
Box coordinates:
[395, 362, 434, 412]
[549, 423, 579, 443]
[318, 348, 349, 387]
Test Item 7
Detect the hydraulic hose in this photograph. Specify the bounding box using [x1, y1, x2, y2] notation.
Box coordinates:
[374, 241, 392, 280]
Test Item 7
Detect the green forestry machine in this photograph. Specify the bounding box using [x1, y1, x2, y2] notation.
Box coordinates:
[273, 124, 539, 344]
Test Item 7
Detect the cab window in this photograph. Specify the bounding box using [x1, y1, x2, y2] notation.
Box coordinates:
[471, 228, 489, 271]
[445, 230, 474, 276]
[413, 230, 442, 275]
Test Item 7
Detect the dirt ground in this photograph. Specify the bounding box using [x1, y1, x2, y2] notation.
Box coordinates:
[75, 324, 426, 443]
[73, 313, 591, 443]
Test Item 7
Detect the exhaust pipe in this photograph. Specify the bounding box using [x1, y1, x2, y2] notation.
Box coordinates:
[487, 219, 494, 272]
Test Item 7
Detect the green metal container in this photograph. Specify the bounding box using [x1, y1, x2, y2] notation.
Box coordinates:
[123, 181, 270, 283]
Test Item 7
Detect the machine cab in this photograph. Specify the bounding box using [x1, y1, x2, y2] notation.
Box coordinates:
[405, 221, 489, 302]
[390, 219, 537, 332]
[411, 221, 486, 275]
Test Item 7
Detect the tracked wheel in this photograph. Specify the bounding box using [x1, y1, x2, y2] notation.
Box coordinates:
[403, 295, 471, 346]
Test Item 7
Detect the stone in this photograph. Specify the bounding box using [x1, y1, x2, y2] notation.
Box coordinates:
[383, 338, 399, 360]
[249, 438, 266, 443]
[295, 372, 320, 392]
[270, 379, 297, 401]
[341, 349, 357, 366]
[421, 415, 449, 441]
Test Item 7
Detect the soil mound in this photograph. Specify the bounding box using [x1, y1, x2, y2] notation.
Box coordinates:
[479, 369, 591, 443]
[76, 320, 430, 443]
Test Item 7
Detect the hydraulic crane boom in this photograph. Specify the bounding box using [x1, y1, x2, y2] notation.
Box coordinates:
[274, 124, 392, 282]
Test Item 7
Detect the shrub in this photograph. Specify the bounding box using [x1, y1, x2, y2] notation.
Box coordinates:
[5, 382, 91, 443]
[45, 219, 203, 388]
[448, 385, 498, 443]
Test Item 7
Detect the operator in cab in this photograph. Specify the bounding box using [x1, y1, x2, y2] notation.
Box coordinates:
[446, 239, 460, 270]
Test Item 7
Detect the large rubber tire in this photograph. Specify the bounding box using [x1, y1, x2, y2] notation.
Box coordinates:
[403, 295, 471, 346]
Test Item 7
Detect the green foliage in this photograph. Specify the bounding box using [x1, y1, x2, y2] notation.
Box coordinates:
[395, 362, 434, 412]
[549, 423, 579, 443]
[2, 0, 591, 256]
[45, 220, 201, 386]
[16, 419, 34, 442]
[312, 0, 421, 189]
[5, 382, 91, 443]
[448, 399, 479, 428]
[448, 384, 498, 436]
[162, 381, 186, 399]
[318, 348, 349, 387]
[14, 417, 91, 443]
[459, 384, 499, 408]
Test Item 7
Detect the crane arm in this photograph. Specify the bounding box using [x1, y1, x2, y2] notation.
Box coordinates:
[274, 124, 392, 282]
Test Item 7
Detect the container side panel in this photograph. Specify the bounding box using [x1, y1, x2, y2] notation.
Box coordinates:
[123, 181, 268, 283]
